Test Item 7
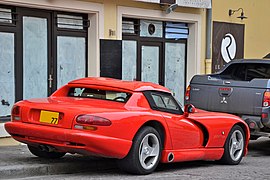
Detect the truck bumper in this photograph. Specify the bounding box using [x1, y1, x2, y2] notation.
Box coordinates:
[242, 115, 264, 130]
[261, 107, 270, 128]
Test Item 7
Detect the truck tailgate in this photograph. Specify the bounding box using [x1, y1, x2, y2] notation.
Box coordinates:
[189, 75, 269, 116]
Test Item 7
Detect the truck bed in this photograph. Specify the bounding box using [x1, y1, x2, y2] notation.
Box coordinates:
[186, 59, 270, 136]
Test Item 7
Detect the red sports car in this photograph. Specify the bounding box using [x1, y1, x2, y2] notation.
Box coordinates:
[5, 77, 250, 174]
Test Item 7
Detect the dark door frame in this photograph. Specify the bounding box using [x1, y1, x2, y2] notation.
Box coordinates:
[0, 5, 89, 120]
[17, 7, 53, 98]
[138, 41, 164, 85]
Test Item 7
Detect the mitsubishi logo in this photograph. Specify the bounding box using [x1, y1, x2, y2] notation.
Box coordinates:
[220, 97, 227, 104]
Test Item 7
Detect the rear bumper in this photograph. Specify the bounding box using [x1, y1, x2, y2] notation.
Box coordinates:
[242, 107, 270, 130]
[261, 107, 270, 128]
[4, 122, 132, 159]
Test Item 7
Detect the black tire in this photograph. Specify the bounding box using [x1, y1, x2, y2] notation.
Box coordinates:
[219, 125, 245, 165]
[117, 126, 162, 175]
[28, 145, 66, 159]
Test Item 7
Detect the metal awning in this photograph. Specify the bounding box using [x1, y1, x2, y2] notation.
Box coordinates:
[134, 0, 212, 9]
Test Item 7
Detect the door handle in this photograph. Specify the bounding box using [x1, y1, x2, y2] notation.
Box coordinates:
[1, 99, 10, 106]
[224, 81, 231, 84]
[221, 93, 229, 96]
[48, 74, 53, 88]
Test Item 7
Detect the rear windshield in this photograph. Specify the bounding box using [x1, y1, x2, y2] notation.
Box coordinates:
[220, 63, 270, 81]
[68, 87, 131, 103]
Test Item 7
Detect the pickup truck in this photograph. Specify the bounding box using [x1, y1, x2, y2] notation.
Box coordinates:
[185, 59, 270, 139]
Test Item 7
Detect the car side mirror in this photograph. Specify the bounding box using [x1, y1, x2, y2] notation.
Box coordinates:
[184, 104, 196, 117]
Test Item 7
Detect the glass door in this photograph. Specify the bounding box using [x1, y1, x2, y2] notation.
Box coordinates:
[54, 13, 88, 89]
[0, 32, 15, 117]
[57, 36, 86, 88]
[165, 42, 186, 104]
[21, 10, 51, 99]
[140, 42, 162, 84]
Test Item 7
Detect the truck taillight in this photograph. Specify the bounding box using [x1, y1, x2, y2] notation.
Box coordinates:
[185, 85, 191, 101]
[76, 115, 111, 126]
[263, 91, 270, 107]
[11, 105, 21, 121]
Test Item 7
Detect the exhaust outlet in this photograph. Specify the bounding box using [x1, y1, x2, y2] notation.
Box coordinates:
[46, 145, 56, 152]
[39, 145, 47, 151]
[38, 145, 55, 152]
[167, 152, 174, 162]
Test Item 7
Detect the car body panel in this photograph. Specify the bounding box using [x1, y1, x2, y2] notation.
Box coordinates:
[5, 77, 249, 163]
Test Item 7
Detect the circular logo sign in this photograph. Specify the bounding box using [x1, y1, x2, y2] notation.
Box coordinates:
[221, 33, 237, 63]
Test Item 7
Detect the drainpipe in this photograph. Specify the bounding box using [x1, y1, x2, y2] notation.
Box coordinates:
[205, 1, 212, 74]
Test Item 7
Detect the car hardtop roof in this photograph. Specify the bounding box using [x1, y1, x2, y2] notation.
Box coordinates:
[68, 77, 171, 93]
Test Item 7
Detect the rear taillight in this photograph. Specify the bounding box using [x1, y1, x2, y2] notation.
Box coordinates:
[76, 115, 111, 126]
[263, 91, 270, 107]
[262, 113, 268, 119]
[185, 85, 191, 101]
[11, 105, 21, 121]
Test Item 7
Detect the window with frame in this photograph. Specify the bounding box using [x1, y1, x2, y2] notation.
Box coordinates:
[68, 87, 131, 103]
[144, 91, 182, 114]
[0, 5, 89, 121]
[0, 7, 16, 25]
[152, 93, 179, 111]
[122, 18, 188, 104]
[221, 63, 270, 81]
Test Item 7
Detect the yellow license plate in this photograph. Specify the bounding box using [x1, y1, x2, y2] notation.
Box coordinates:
[39, 110, 59, 125]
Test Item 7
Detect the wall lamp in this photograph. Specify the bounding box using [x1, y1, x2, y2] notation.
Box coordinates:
[165, 3, 178, 14]
[229, 8, 247, 20]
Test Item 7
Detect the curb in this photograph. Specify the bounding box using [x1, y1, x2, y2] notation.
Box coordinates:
[0, 145, 116, 179]
[0, 159, 116, 179]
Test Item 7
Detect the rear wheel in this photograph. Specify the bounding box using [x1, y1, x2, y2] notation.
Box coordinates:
[28, 145, 66, 159]
[219, 125, 245, 165]
[118, 126, 162, 175]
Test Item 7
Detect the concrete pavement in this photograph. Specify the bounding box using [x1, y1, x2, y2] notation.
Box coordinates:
[0, 138, 20, 147]
[1, 138, 270, 179]
[0, 145, 116, 179]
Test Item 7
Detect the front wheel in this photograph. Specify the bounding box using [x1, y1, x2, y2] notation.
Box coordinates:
[219, 125, 245, 165]
[117, 126, 162, 175]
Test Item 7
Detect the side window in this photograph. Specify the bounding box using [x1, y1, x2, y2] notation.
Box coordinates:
[219, 63, 242, 80]
[246, 64, 270, 80]
[162, 96, 179, 110]
[151, 93, 180, 111]
[232, 64, 246, 81]
[152, 94, 166, 108]
[220, 63, 270, 81]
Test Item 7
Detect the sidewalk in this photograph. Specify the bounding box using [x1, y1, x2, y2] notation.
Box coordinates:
[0, 145, 116, 179]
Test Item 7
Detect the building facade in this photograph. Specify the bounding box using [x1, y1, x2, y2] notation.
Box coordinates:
[0, 0, 269, 138]
[211, 0, 270, 72]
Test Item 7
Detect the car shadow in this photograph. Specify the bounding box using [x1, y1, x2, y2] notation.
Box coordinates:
[156, 160, 215, 173]
[248, 137, 270, 157]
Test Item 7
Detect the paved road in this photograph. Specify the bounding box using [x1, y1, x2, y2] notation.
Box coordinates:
[2, 137, 270, 180]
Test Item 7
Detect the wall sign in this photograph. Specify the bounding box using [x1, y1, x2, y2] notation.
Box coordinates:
[176, 0, 211, 9]
[221, 33, 236, 63]
[212, 22, 245, 73]
[134, 0, 211, 8]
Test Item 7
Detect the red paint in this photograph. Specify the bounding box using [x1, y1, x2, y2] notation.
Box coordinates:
[5, 77, 250, 162]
